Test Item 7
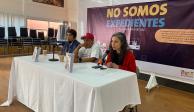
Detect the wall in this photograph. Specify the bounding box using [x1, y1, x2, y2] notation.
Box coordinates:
[66, 0, 78, 29]
[24, 0, 67, 21]
[0, 0, 67, 21]
[0, 0, 23, 15]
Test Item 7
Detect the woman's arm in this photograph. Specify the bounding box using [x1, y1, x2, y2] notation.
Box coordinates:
[119, 52, 136, 73]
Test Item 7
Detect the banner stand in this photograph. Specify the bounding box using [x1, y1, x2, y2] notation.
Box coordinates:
[140, 71, 158, 93]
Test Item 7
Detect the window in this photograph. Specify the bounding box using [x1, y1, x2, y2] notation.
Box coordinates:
[27, 19, 62, 37]
[49, 22, 63, 29]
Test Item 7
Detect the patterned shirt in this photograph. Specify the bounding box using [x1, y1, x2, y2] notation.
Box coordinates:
[62, 40, 80, 53]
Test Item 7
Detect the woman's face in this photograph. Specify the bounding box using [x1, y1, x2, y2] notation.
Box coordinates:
[111, 36, 121, 51]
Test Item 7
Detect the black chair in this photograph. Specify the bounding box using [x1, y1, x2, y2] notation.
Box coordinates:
[54, 29, 58, 37]
[48, 28, 54, 38]
[8, 27, 22, 55]
[8, 27, 17, 37]
[30, 29, 41, 48]
[30, 29, 37, 38]
[22, 37, 33, 55]
[20, 28, 33, 54]
[20, 27, 28, 37]
[0, 27, 8, 55]
[121, 104, 138, 112]
[48, 28, 56, 51]
[32, 38, 41, 48]
[0, 27, 5, 38]
[38, 32, 48, 50]
[8, 27, 17, 44]
[38, 32, 45, 40]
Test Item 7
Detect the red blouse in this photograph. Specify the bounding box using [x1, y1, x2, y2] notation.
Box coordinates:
[105, 50, 137, 73]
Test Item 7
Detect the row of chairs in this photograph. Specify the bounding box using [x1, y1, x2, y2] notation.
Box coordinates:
[0, 27, 58, 55]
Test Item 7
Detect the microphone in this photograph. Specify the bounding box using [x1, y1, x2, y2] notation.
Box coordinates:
[92, 49, 110, 69]
[101, 49, 110, 65]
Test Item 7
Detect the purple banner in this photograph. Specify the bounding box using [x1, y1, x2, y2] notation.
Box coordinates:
[87, 0, 194, 69]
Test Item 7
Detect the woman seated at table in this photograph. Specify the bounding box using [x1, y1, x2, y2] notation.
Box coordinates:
[105, 32, 136, 73]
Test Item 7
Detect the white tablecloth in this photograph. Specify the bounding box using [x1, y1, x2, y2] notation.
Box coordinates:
[1, 55, 141, 112]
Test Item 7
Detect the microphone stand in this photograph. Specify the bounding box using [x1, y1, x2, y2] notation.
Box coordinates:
[49, 37, 59, 61]
[92, 50, 109, 69]
[99, 59, 107, 70]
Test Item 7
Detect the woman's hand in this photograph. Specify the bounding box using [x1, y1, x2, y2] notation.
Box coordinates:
[106, 62, 113, 68]
[112, 63, 119, 69]
[106, 62, 119, 69]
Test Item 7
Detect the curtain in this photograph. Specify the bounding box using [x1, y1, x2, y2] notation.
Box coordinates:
[0, 13, 26, 38]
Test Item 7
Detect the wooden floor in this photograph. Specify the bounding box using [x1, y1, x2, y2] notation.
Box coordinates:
[0, 57, 194, 112]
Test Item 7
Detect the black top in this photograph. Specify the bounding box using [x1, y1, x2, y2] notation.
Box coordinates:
[110, 50, 123, 65]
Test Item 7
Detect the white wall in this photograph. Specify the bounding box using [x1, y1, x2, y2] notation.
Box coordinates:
[66, 0, 78, 29]
[0, 0, 67, 21]
[0, 0, 23, 15]
[24, 0, 67, 21]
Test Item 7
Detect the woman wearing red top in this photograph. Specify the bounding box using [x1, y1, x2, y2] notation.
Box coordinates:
[106, 32, 136, 73]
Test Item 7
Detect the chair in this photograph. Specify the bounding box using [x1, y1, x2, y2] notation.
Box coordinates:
[20, 27, 28, 37]
[20, 28, 33, 54]
[8, 27, 22, 55]
[22, 37, 33, 55]
[38, 32, 47, 50]
[54, 29, 58, 37]
[48, 28, 56, 51]
[136, 66, 140, 79]
[8, 27, 17, 37]
[38, 32, 45, 40]
[48, 28, 54, 38]
[8, 27, 17, 44]
[0, 27, 8, 55]
[30, 29, 41, 48]
[30, 29, 37, 38]
[32, 38, 42, 48]
[120, 104, 138, 112]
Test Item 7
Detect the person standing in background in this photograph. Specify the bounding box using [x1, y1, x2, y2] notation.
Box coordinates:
[56, 21, 69, 41]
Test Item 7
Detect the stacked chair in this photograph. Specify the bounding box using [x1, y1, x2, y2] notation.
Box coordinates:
[0, 26, 58, 56]
[20, 27, 33, 54]
[38, 31, 48, 50]
[48, 28, 57, 52]
[30, 29, 41, 49]
[54, 29, 58, 37]
[0, 27, 8, 55]
[8, 27, 22, 55]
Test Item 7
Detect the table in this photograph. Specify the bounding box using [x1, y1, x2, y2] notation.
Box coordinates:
[1, 55, 141, 112]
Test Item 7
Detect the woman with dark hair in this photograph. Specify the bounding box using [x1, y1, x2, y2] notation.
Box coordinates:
[106, 32, 136, 72]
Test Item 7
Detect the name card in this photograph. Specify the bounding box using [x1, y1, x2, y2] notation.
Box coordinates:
[32, 47, 41, 62]
[65, 53, 74, 73]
